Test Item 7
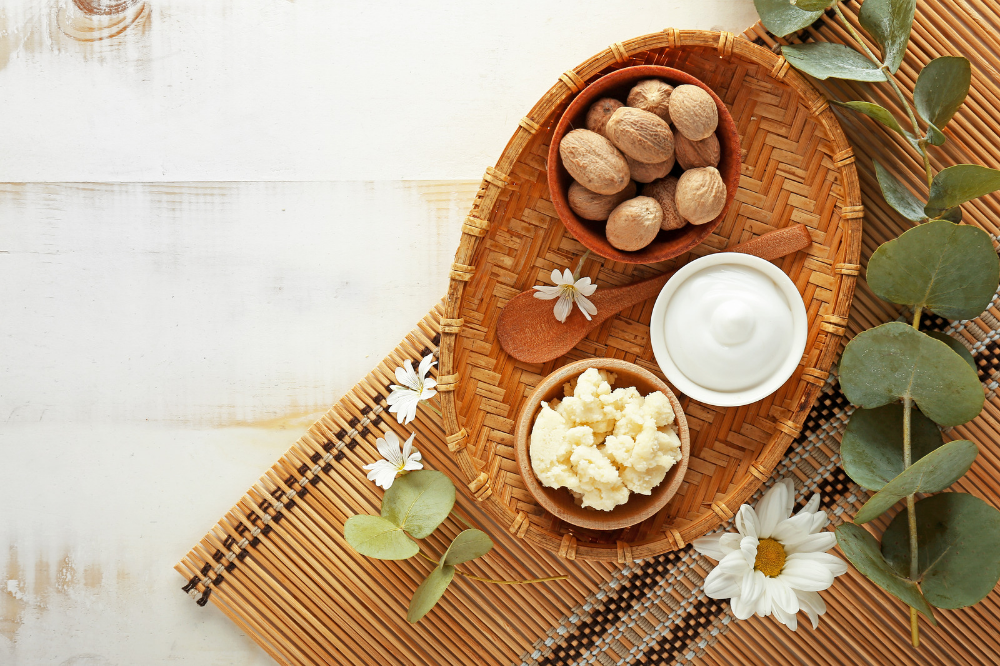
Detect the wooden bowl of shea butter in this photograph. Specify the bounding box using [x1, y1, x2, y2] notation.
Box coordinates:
[514, 358, 689, 531]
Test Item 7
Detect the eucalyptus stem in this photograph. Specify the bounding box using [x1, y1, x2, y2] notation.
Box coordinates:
[832, 4, 934, 190]
[902, 395, 920, 647]
[420, 400, 443, 418]
[912, 306, 923, 329]
[573, 249, 592, 281]
[417, 551, 568, 586]
[450, 509, 477, 531]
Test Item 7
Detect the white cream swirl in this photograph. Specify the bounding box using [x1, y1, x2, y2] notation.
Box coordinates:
[664, 264, 793, 392]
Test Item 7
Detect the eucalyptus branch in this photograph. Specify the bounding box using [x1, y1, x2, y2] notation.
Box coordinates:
[417, 550, 568, 586]
[901, 394, 920, 647]
[832, 3, 934, 188]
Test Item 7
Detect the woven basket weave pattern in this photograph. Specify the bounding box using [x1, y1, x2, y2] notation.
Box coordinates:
[439, 30, 863, 561]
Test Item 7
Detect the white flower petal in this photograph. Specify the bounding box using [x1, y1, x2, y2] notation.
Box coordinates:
[387, 394, 420, 425]
[364, 461, 399, 489]
[403, 399, 418, 425]
[779, 478, 796, 516]
[553, 295, 574, 323]
[797, 493, 821, 516]
[718, 532, 743, 555]
[533, 285, 562, 300]
[692, 535, 726, 561]
[735, 505, 760, 539]
[561, 268, 575, 284]
[401, 433, 416, 459]
[766, 577, 799, 615]
[769, 513, 814, 544]
[741, 569, 766, 608]
[756, 479, 793, 538]
[778, 559, 834, 592]
[574, 277, 598, 296]
[402, 459, 423, 471]
[808, 510, 830, 534]
[575, 293, 598, 320]
[394, 364, 411, 386]
[740, 536, 759, 569]
[730, 595, 756, 620]
[753, 573, 772, 617]
[401, 360, 420, 387]
[704, 569, 741, 600]
[795, 590, 826, 629]
[418, 354, 436, 378]
[718, 548, 752, 576]
[784, 532, 837, 555]
[550, 268, 563, 285]
[787, 552, 848, 578]
[772, 603, 798, 631]
[377, 432, 404, 467]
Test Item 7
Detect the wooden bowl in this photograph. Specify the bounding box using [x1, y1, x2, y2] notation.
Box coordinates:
[513, 358, 690, 531]
[547, 65, 741, 264]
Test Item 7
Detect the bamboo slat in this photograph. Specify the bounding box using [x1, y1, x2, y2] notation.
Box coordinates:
[175, 5, 1000, 665]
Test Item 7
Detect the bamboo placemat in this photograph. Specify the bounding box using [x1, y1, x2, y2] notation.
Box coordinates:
[177, 2, 1000, 663]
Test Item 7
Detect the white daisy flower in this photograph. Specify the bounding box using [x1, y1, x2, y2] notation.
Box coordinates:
[362, 430, 422, 489]
[692, 478, 847, 631]
[533, 267, 598, 323]
[386, 354, 437, 425]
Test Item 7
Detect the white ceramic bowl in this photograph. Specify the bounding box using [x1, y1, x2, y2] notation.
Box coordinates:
[650, 253, 808, 407]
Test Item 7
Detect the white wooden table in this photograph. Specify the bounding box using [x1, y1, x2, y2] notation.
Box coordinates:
[0, 1, 757, 663]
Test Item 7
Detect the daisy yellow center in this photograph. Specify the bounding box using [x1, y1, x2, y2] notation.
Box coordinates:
[754, 538, 786, 578]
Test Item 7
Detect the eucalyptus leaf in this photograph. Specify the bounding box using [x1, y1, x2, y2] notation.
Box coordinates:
[914, 57, 971, 131]
[934, 206, 963, 223]
[832, 100, 906, 136]
[858, 0, 915, 74]
[873, 159, 926, 222]
[835, 522, 936, 621]
[925, 124, 947, 146]
[882, 493, 1000, 609]
[925, 331, 976, 371]
[781, 43, 887, 82]
[839, 322, 984, 427]
[791, 0, 837, 10]
[841, 404, 944, 491]
[343, 515, 419, 560]
[407, 564, 455, 623]
[926, 164, 1000, 214]
[442, 529, 493, 566]
[854, 439, 978, 523]
[753, 0, 823, 37]
[382, 470, 456, 539]
[865, 220, 999, 320]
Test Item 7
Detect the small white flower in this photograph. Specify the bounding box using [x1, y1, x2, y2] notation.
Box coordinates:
[533, 268, 598, 323]
[386, 354, 437, 425]
[362, 430, 422, 489]
[692, 478, 847, 631]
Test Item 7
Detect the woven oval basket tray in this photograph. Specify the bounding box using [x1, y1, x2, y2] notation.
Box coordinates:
[439, 29, 863, 562]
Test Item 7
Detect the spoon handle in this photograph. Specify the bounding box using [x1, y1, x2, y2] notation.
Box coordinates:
[589, 224, 812, 317]
[728, 223, 812, 261]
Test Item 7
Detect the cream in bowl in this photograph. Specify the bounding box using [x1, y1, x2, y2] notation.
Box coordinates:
[650, 253, 808, 407]
[529, 367, 682, 511]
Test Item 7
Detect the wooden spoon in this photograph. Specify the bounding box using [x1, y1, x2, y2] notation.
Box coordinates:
[497, 224, 812, 364]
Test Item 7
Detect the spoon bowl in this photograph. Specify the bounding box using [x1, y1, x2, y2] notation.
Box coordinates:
[497, 225, 812, 364]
